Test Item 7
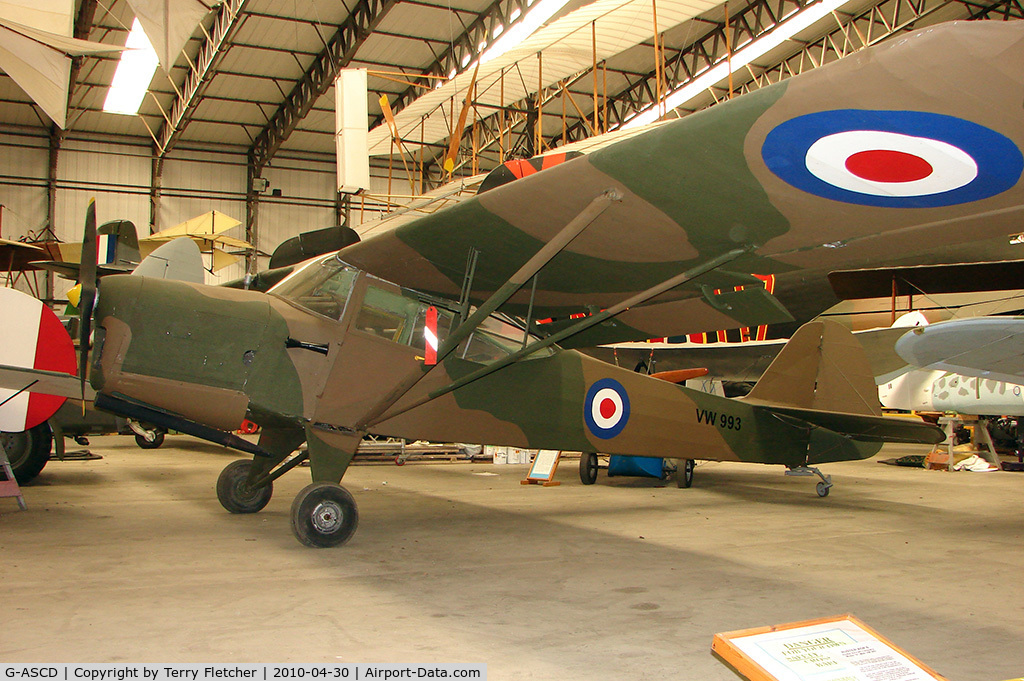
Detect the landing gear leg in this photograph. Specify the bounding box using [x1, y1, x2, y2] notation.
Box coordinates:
[785, 466, 833, 497]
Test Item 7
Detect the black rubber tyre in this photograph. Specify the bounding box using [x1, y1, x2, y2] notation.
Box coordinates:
[216, 459, 273, 514]
[676, 459, 695, 488]
[1, 422, 53, 484]
[579, 452, 599, 485]
[291, 482, 359, 548]
[134, 430, 165, 449]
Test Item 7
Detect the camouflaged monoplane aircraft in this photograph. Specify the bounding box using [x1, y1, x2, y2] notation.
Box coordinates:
[8, 19, 1024, 547]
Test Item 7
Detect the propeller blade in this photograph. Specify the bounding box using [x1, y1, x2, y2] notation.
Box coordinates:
[379, 94, 399, 141]
[78, 200, 98, 402]
[444, 63, 480, 177]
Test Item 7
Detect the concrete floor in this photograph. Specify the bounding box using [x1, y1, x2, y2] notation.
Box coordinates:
[1, 437, 1022, 680]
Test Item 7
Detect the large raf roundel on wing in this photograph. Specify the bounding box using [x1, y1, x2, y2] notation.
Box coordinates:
[584, 378, 631, 439]
[761, 110, 1023, 208]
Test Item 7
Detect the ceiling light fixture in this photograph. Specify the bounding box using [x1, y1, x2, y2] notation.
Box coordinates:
[477, 0, 573, 66]
[103, 18, 159, 116]
[620, 0, 856, 130]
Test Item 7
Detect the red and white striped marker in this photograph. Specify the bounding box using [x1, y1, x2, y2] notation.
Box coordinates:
[0, 287, 77, 431]
[424, 306, 438, 366]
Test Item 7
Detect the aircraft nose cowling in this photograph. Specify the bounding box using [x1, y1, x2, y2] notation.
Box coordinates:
[92, 275, 305, 431]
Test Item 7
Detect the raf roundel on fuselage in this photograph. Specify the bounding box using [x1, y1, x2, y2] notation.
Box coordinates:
[760, 109, 1024, 208]
[583, 378, 631, 440]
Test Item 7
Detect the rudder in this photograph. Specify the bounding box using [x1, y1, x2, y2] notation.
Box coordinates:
[742, 320, 881, 417]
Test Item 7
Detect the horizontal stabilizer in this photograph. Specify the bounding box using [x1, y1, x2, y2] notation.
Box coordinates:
[650, 367, 708, 384]
[766, 405, 945, 445]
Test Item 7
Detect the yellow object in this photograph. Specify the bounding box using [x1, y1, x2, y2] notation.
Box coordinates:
[67, 283, 82, 308]
[139, 211, 251, 272]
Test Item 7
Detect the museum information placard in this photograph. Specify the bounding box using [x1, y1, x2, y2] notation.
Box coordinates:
[712, 615, 948, 681]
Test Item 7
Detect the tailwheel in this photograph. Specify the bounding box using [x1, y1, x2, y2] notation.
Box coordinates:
[676, 459, 695, 488]
[134, 429, 165, 449]
[579, 452, 598, 485]
[217, 459, 273, 514]
[291, 482, 359, 548]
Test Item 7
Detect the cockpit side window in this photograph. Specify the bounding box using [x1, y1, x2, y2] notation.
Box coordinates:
[356, 285, 421, 343]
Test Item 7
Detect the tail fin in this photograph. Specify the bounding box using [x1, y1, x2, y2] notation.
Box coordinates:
[134, 238, 205, 283]
[741, 320, 944, 451]
[97, 219, 141, 268]
[743, 319, 881, 417]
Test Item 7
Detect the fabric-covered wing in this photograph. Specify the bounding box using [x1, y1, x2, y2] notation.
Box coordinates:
[896, 317, 1024, 384]
[340, 21, 1024, 345]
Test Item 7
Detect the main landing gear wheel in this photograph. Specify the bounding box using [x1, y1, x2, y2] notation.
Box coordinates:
[676, 459, 695, 488]
[291, 482, 359, 548]
[1, 422, 53, 484]
[217, 459, 273, 514]
[816, 481, 831, 497]
[579, 452, 599, 485]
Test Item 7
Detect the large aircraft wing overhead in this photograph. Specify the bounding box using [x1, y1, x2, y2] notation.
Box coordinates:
[829, 260, 1024, 300]
[895, 317, 1024, 384]
[340, 21, 1024, 345]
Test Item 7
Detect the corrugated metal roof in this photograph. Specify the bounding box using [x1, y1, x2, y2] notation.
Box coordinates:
[0, 0, 1009, 173]
[366, 0, 720, 155]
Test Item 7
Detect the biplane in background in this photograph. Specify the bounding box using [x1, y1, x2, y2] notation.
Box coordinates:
[8, 20, 1024, 547]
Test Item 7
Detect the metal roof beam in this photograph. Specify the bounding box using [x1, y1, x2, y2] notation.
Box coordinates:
[555, 0, 1011, 145]
[368, 0, 531, 129]
[156, 0, 251, 157]
[247, 0, 400, 174]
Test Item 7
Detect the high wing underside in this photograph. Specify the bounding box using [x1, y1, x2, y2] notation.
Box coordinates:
[895, 316, 1024, 384]
[341, 21, 1024, 346]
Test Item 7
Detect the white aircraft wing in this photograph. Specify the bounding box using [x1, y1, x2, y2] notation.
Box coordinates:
[895, 317, 1024, 384]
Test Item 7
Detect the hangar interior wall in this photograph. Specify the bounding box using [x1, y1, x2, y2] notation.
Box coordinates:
[0, 132, 404, 297]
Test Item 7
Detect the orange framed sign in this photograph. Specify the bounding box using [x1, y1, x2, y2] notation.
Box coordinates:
[522, 449, 561, 486]
[712, 614, 948, 681]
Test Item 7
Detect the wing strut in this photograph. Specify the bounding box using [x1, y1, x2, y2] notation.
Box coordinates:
[353, 189, 622, 431]
[365, 245, 752, 429]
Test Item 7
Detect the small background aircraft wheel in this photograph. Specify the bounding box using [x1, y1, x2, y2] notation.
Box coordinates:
[579, 452, 599, 485]
[816, 481, 831, 497]
[134, 430, 165, 450]
[676, 459, 695, 488]
[217, 459, 273, 514]
[1, 422, 53, 484]
[291, 482, 359, 548]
